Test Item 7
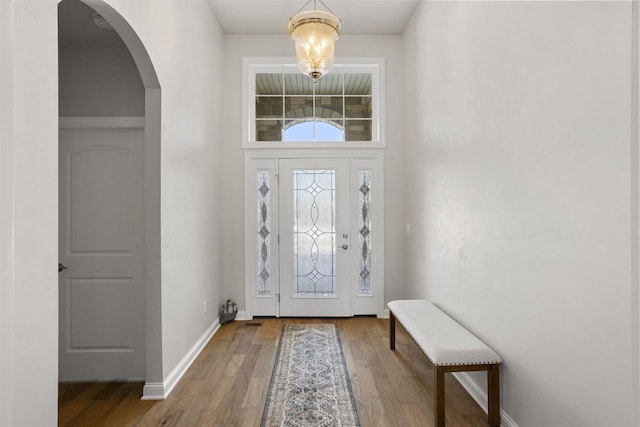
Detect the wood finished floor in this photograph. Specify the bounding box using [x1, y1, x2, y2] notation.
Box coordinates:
[59, 318, 489, 426]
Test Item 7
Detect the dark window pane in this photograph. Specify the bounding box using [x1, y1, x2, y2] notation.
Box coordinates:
[315, 97, 343, 119]
[345, 120, 372, 141]
[345, 96, 372, 119]
[256, 96, 283, 119]
[344, 73, 372, 95]
[316, 74, 343, 95]
[256, 119, 283, 141]
[284, 73, 313, 95]
[256, 74, 283, 95]
[285, 96, 314, 119]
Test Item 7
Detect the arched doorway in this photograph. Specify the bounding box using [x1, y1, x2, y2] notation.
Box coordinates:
[57, 0, 162, 394]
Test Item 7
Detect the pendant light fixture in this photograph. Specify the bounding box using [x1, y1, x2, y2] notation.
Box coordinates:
[288, 0, 342, 81]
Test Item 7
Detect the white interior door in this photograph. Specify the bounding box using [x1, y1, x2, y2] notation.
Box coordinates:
[58, 125, 145, 380]
[278, 158, 351, 317]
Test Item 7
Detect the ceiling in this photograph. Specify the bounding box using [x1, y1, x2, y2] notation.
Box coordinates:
[58, 0, 421, 44]
[207, 0, 420, 35]
[58, 0, 420, 44]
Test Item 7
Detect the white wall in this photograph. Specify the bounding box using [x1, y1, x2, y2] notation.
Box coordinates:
[634, 1, 640, 423]
[0, 1, 59, 426]
[1, 0, 224, 424]
[404, 2, 636, 426]
[221, 34, 406, 312]
[0, 3, 16, 425]
[103, 0, 225, 378]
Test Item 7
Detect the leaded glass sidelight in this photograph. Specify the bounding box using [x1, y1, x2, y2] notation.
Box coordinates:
[358, 170, 372, 295]
[257, 171, 272, 296]
[292, 169, 337, 296]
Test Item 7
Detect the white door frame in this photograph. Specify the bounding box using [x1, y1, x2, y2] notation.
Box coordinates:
[244, 149, 385, 318]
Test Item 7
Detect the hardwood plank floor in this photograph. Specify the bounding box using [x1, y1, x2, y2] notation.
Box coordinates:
[59, 318, 489, 426]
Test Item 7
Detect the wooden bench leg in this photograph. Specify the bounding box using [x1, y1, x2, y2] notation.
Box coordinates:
[434, 366, 445, 427]
[389, 311, 396, 350]
[487, 364, 500, 427]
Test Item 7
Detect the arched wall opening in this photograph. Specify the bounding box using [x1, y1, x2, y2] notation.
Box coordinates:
[58, 0, 162, 393]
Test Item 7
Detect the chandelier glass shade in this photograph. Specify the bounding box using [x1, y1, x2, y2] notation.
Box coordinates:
[288, 4, 341, 81]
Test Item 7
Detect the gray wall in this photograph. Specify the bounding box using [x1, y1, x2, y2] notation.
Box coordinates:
[59, 43, 144, 116]
[404, 2, 636, 426]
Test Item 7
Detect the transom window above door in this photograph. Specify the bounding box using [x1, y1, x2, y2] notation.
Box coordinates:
[243, 59, 385, 148]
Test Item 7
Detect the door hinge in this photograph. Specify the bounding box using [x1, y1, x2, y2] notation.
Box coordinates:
[277, 234, 280, 244]
[276, 293, 280, 303]
[275, 173, 279, 184]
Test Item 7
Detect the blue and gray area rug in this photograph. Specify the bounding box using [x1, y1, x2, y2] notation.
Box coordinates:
[261, 324, 360, 427]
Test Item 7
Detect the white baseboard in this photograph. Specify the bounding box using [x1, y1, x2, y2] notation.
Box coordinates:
[380, 308, 390, 319]
[141, 382, 165, 400]
[142, 318, 221, 400]
[235, 310, 249, 321]
[453, 372, 519, 427]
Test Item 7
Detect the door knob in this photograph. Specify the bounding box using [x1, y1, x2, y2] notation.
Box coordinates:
[58, 263, 68, 273]
[341, 244, 349, 250]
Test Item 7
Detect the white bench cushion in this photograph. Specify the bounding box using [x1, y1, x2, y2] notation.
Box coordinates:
[388, 299, 502, 366]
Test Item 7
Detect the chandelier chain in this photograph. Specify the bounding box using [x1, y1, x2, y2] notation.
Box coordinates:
[291, 0, 340, 20]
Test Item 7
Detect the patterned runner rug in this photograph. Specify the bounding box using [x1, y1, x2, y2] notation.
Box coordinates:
[261, 324, 360, 427]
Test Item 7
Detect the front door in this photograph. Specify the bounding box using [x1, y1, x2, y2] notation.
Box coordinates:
[245, 154, 382, 318]
[58, 124, 145, 380]
[278, 159, 351, 317]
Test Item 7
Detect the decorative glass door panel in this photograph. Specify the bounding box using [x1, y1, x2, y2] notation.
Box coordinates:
[293, 169, 336, 297]
[280, 159, 351, 316]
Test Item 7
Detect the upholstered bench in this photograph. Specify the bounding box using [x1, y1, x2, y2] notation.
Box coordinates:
[388, 299, 502, 427]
